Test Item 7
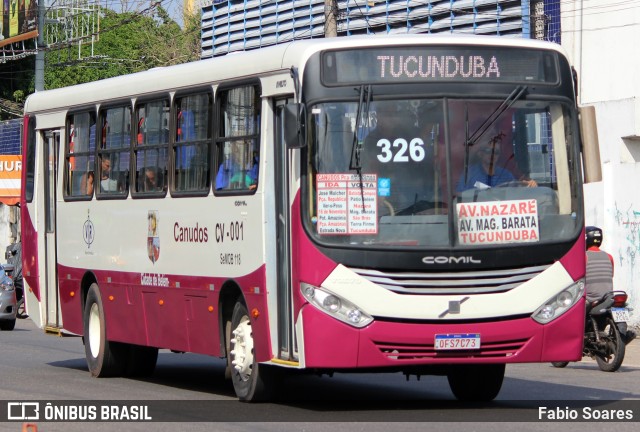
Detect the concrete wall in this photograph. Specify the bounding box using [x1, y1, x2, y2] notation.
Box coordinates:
[0, 204, 16, 263]
[562, 1, 640, 325]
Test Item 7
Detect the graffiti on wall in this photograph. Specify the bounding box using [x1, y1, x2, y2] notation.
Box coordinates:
[613, 203, 640, 270]
[612, 203, 639, 324]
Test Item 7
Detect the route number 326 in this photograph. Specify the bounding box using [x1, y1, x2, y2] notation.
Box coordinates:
[376, 138, 426, 163]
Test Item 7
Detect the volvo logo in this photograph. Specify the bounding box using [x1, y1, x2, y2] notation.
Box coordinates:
[422, 256, 481, 264]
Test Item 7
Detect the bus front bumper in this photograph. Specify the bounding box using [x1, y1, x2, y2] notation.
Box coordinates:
[299, 298, 584, 369]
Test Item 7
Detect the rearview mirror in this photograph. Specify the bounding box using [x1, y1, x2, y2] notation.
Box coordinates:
[283, 103, 306, 149]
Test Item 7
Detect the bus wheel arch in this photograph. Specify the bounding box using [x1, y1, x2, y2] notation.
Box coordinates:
[218, 281, 277, 402]
[218, 281, 243, 369]
[79, 271, 98, 321]
[83, 282, 127, 377]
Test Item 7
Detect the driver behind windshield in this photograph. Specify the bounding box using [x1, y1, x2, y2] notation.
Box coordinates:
[456, 121, 537, 192]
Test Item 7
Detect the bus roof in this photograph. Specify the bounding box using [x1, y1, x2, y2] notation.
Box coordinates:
[25, 34, 568, 115]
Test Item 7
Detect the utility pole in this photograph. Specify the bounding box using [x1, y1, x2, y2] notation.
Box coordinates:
[35, 0, 45, 91]
[324, 0, 337, 37]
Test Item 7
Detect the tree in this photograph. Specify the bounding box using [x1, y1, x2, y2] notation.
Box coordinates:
[0, 55, 34, 119]
[45, 6, 201, 89]
[0, 5, 201, 119]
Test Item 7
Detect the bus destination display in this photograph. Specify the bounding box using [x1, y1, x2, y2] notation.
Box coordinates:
[323, 46, 558, 85]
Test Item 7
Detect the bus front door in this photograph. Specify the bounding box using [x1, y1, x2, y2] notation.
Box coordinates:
[43, 129, 61, 332]
[274, 99, 298, 363]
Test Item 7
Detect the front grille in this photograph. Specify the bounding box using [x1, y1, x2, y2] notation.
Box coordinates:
[348, 264, 551, 295]
[375, 338, 528, 360]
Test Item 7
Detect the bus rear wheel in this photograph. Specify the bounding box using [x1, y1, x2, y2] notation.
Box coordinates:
[125, 344, 159, 377]
[83, 283, 127, 377]
[228, 301, 277, 401]
[447, 364, 505, 401]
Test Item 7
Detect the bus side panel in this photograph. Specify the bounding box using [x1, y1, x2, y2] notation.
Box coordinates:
[558, 228, 587, 280]
[541, 297, 585, 362]
[56, 264, 271, 358]
[20, 116, 41, 304]
[20, 205, 40, 302]
[299, 304, 360, 367]
[290, 192, 339, 305]
[236, 266, 272, 363]
[55, 265, 83, 335]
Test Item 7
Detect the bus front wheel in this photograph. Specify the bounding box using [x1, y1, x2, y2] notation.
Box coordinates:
[83, 283, 127, 377]
[447, 364, 505, 401]
[227, 301, 277, 401]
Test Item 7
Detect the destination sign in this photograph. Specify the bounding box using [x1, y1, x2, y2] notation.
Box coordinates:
[322, 46, 558, 85]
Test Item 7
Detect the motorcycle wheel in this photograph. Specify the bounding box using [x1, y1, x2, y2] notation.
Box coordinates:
[16, 298, 28, 319]
[595, 317, 625, 372]
[551, 362, 569, 368]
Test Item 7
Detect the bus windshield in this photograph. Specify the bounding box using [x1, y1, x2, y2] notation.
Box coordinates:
[306, 98, 580, 248]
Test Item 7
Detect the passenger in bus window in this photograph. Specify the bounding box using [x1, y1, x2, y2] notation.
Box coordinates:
[80, 171, 94, 196]
[215, 146, 258, 191]
[456, 123, 537, 192]
[143, 167, 163, 192]
[100, 158, 118, 192]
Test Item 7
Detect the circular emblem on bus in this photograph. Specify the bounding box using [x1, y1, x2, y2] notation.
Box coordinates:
[83, 212, 95, 248]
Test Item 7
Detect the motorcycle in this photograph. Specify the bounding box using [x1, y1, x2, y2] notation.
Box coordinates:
[552, 290, 635, 372]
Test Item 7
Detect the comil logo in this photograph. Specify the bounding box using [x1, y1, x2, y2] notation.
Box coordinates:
[422, 256, 481, 265]
[7, 402, 40, 420]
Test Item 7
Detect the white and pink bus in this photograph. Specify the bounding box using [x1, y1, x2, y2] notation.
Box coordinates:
[21, 35, 601, 401]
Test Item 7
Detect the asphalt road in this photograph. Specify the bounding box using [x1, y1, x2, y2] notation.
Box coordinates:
[1, 318, 639, 432]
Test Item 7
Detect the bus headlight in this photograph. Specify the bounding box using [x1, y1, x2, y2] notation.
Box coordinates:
[301, 283, 373, 328]
[532, 279, 584, 324]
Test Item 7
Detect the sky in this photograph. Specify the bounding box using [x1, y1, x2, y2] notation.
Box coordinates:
[100, 0, 187, 26]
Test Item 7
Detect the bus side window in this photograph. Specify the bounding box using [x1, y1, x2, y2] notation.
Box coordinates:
[173, 92, 212, 193]
[215, 85, 260, 193]
[134, 99, 169, 196]
[97, 105, 131, 197]
[65, 112, 96, 199]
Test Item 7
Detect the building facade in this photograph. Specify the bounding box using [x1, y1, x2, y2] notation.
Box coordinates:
[562, 0, 640, 324]
[0, 118, 22, 255]
[200, 1, 561, 58]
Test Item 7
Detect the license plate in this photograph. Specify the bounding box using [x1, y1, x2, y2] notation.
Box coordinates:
[611, 307, 630, 323]
[434, 333, 481, 350]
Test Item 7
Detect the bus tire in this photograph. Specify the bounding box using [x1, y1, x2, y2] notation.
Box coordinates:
[551, 362, 569, 368]
[125, 344, 159, 377]
[447, 364, 505, 401]
[83, 283, 127, 377]
[228, 301, 276, 402]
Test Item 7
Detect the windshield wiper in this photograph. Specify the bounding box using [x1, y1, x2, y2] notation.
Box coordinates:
[349, 85, 372, 205]
[463, 85, 528, 186]
[349, 84, 372, 172]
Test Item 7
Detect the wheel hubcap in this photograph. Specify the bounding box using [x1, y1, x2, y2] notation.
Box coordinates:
[230, 316, 254, 381]
[88, 303, 101, 358]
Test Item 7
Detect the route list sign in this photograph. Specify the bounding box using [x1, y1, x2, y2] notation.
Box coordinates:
[316, 173, 378, 235]
[456, 199, 540, 245]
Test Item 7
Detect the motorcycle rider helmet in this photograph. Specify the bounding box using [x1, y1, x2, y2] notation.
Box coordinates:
[585, 226, 603, 249]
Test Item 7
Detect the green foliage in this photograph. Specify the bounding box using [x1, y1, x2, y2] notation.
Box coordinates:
[12, 90, 25, 103]
[44, 6, 202, 89]
[0, 6, 201, 119]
